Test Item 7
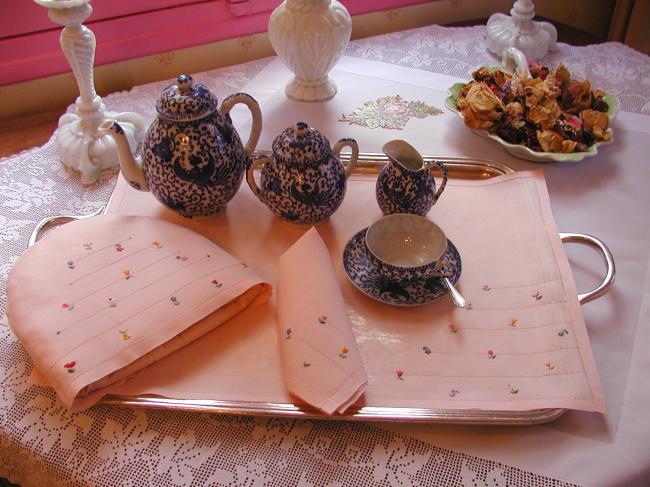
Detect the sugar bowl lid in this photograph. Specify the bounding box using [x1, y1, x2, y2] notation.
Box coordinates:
[272, 122, 331, 164]
[156, 74, 218, 122]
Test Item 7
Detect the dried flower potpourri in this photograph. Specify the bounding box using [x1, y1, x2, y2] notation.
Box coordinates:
[455, 63, 611, 153]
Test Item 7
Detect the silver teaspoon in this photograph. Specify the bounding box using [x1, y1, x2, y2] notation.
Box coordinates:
[443, 277, 466, 308]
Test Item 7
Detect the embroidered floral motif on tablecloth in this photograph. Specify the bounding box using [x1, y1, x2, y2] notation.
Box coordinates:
[339, 95, 442, 130]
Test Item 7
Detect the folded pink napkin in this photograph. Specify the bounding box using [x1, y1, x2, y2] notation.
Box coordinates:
[277, 227, 368, 414]
[7, 215, 271, 411]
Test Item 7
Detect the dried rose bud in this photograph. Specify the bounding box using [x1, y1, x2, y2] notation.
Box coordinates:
[553, 64, 571, 90]
[581, 109, 611, 141]
[457, 82, 504, 130]
[537, 130, 564, 152]
[528, 97, 562, 130]
[562, 79, 593, 113]
[592, 94, 609, 112]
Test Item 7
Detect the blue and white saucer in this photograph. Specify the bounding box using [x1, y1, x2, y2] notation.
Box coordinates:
[343, 227, 462, 307]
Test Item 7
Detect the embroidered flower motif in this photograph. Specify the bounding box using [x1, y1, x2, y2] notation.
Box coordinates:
[175, 255, 188, 261]
[285, 328, 292, 339]
[170, 296, 179, 306]
[119, 330, 131, 341]
[67, 260, 75, 269]
[510, 318, 519, 327]
[558, 328, 569, 337]
[64, 361, 76, 373]
[545, 362, 555, 370]
[339, 95, 442, 130]
[108, 298, 117, 308]
[482, 284, 491, 291]
[423, 346, 432, 354]
[152, 241, 163, 249]
[507, 384, 519, 394]
[449, 389, 460, 397]
[303, 362, 311, 367]
[238, 35, 255, 51]
[211, 279, 223, 288]
[61, 303, 74, 311]
[487, 350, 496, 359]
[115, 244, 124, 252]
[396, 370, 404, 380]
[465, 302, 473, 311]
[122, 269, 132, 280]
[531, 291, 543, 300]
[83, 243, 93, 250]
[448, 323, 458, 333]
[339, 347, 349, 358]
[318, 315, 328, 324]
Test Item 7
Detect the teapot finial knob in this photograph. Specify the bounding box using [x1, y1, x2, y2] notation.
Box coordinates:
[176, 74, 193, 94]
[294, 122, 309, 138]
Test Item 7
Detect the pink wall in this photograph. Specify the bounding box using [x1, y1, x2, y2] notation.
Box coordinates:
[0, 0, 433, 86]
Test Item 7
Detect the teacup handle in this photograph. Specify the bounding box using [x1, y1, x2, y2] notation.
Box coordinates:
[246, 154, 272, 203]
[219, 93, 262, 156]
[428, 160, 448, 203]
[333, 138, 359, 179]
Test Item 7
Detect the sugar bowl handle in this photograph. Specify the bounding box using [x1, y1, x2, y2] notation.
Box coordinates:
[246, 154, 272, 203]
[333, 138, 359, 179]
[428, 160, 449, 203]
[219, 93, 263, 156]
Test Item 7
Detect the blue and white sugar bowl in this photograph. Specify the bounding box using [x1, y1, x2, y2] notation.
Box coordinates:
[246, 122, 359, 225]
[376, 140, 448, 216]
[102, 74, 262, 218]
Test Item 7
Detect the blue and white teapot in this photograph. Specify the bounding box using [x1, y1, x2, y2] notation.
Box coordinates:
[246, 122, 359, 225]
[102, 74, 262, 218]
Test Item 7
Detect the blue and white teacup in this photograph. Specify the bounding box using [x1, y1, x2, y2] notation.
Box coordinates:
[365, 214, 448, 283]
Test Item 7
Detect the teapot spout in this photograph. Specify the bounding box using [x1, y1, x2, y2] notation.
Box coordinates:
[382, 140, 424, 172]
[99, 120, 148, 191]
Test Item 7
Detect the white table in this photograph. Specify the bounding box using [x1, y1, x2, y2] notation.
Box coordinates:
[1, 25, 649, 486]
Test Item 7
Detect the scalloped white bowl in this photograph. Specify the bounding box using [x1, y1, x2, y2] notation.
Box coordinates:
[445, 82, 619, 163]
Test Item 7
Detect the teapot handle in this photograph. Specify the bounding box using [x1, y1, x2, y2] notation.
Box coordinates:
[219, 93, 262, 156]
[427, 160, 449, 203]
[333, 138, 359, 179]
[246, 154, 272, 203]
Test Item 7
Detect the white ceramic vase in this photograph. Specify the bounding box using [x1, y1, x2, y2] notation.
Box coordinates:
[268, 0, 352, 102]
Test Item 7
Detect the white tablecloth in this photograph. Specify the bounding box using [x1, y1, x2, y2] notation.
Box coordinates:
[1, 25, 649, 487]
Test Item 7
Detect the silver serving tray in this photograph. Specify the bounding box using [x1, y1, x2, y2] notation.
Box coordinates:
[31, 154, 615, 425]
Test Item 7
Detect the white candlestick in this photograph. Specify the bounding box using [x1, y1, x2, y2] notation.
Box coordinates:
[486, 0, 558, 61]
[35, 0, 145, 184]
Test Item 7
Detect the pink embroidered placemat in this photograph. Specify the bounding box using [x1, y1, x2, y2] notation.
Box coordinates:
[102, 169, 606, 413]
[6, 215, 271, 410]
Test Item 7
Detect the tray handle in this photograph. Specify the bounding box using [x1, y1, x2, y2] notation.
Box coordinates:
[559, 232, 615, 305]
[28, 207, 104, 248]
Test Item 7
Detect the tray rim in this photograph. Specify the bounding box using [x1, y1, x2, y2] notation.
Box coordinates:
[31, 154, 613, 425]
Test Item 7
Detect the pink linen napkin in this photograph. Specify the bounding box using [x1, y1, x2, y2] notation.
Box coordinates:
[6, 214, 271, 411]
[277, 227, 368, 414]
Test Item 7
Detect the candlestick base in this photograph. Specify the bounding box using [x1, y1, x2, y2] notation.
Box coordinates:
[486, 1, 558, 61]
[56, 101, 144, 185]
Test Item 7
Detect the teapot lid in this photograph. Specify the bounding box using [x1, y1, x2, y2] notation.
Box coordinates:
[156, 74, 218, 122]
[272, 122, 330, 164]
